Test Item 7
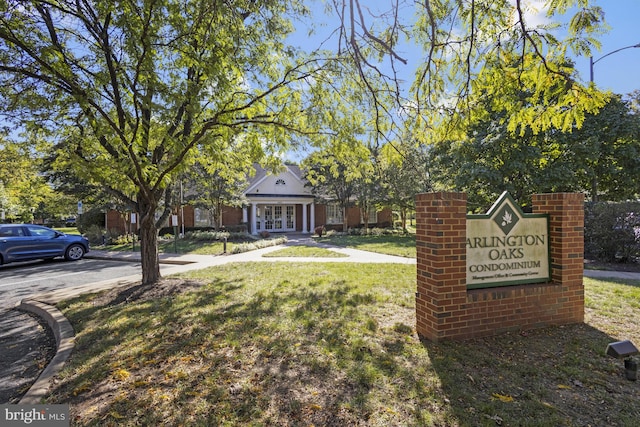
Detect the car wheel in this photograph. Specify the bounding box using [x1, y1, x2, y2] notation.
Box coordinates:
[65, 244, 85, 261]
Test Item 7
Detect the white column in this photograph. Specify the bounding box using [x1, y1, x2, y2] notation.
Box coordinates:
[302, 203, 308, 233]
[242, 206, 248, 223]
[251, 203, 258, 235]
[310, 202, 315, 232]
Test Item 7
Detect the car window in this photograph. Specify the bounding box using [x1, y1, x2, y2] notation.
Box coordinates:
[0, 227, 25, 237]
[26, 225, 57, 238]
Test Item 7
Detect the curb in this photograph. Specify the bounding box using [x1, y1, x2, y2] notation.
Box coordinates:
[85, 253, 194, 265]
[16, 300, 75, 404]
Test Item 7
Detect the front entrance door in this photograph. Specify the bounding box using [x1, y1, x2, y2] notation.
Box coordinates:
[260, 205, 295, 232]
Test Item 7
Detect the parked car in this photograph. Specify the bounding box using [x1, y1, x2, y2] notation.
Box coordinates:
[0, 224, 90, 265]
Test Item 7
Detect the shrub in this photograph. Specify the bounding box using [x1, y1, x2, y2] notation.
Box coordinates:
[314, 225, 326, 237]
[584, 201, 640, 262]
[83, 224, 106, 245]
[230, 236, 287, 254]
[158, 224, 248, 237]
[346, 227, 386, 236]
[112, 233, 137, 245]
[369, 227, 385, 236]
[185, 230, 231, 241]
[77, 208, 105, 233]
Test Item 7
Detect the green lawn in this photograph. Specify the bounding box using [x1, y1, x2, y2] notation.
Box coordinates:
[53, 227, 81, 234]
[99, 238, 231, 255]
[98, 236, 288, 255]
[49, 263, 640, 426]
[262, 245, 348, 257]
[316, 233, 417, 258]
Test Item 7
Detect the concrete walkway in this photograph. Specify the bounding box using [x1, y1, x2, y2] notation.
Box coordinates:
[5, 234, 640, 404]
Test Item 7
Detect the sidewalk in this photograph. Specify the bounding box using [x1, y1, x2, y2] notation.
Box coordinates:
[3, 236, 640, 404]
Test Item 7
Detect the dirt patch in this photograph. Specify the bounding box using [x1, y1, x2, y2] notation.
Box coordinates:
[93, 278, 206, 307]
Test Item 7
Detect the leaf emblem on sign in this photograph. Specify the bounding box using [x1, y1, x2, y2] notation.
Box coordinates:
[501, 210, 512, 226]
[491, 195, 520, 236]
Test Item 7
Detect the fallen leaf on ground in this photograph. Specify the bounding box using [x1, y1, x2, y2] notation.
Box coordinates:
[491, 393, 514, 402]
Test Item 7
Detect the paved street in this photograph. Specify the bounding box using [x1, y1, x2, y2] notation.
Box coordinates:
[0, 256, 181, 404]
[0, 258, 145, 310]
[0, 310, 55, 403]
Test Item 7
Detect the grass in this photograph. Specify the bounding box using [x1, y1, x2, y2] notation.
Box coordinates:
[585, 277, 640, 337]
[54, 227, 81, 234]
[262, 245, 348, 258]
[102, 239, 228, 255]
[316, 233, 417, 258]
[99, 236, 287, 255]
[48, 263, 640, 426]
[158, 239, 227, 255]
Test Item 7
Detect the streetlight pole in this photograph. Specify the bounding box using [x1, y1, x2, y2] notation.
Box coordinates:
[587, 42, 640, 203]
[590, 42, 640, 83]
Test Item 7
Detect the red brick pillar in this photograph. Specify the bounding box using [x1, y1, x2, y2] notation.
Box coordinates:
[415, 192, 468, 341]
[532, 193, 585, 323]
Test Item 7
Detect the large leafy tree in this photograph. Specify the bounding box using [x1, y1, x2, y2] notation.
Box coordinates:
[302, 128, 376, 232]
[378, 139, 432, 231]
[429, 93, 640, 210]
[334, 0, 609, 137]
[0, 0, 324, 284]
[558, 96, 640, 201]
[0, 0, 616, 284]
[0, 135, 61, 222]
[183, 134, 272, 230]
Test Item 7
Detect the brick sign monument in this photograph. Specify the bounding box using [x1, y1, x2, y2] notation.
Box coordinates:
[415, 192, 584, 341]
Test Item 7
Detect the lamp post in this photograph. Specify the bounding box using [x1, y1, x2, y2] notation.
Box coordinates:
[587, 43, 640, 202]
[590, 43, 640, 83]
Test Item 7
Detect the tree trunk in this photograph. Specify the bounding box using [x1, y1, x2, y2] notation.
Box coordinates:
[138, 198, 161, 285]
[217, 200, 223, 230]
[342, 205, 348, 232]
[361, 205, 369, 231]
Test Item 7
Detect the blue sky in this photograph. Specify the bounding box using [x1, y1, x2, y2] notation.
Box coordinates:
[575, 0, 640, 95]
[293, 0, 640, 97]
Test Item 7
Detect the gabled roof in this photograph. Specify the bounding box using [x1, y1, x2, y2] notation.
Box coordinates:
[246, 163, 305, 187]
[244, 163, 312, 199]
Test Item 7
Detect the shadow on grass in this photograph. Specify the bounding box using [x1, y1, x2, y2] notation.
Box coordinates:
[49, 272, 450, 425]
[48, 270, 640, 426]
[424, 323, 640, 426]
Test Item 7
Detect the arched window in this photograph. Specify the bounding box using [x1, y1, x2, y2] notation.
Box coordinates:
[275, 179, 286, 186]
